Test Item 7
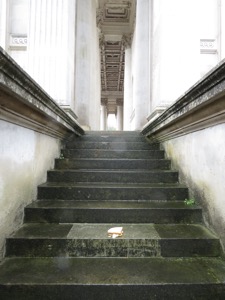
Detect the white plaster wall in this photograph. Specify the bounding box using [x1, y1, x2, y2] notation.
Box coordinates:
[0, 121, 60, 259]
[163, 124, 225, 250]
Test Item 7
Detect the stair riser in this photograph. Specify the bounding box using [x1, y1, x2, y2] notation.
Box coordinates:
[6, 238, 220, 258]
[75, 136, 148, 142]
[0, 284, 224, 300]
[66, 142, 160, 150]
[62, 150, 165, 159]
[24, 208, 202, 224]
[47, 171, 179, 184]
[55, 159, 171, 170]
[38, 187, 189, 201]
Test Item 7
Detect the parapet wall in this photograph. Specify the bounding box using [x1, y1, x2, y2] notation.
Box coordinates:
[142, 58, 225, 251]
[0, 47, 84, 259]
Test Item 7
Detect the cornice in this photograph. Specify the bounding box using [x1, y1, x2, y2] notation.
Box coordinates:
[0, 47, 84, 138]
[142, 58, 225, 141]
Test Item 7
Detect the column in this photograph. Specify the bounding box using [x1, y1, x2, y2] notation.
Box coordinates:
[0, 0, 7, 50]
[116, 99, 123, 131]
[100, 100, 108, 131]
[150, 0, 200, 122]
[132, 0, 150, 130]
[221, 0, 225, 60]
[89, 5, 101, 130]
[122, 34, 133, 130]
[28, 0, 76, 110]
[75, 0, 101, 130]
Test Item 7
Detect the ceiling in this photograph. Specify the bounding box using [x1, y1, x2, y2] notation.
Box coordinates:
[97, 0, 136, 114]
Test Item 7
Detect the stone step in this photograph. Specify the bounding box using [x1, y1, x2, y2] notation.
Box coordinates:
[55, 158, 171, 170]
[6, 223, 220, 258]
[37, 183, 189, 201]
[24, 200, 202, 224]
[61, 149, 165, 159]
[0, 257, 225, 300]
[74, 134, 147, 143]
[85, 131, 141, 135]
[47, 170, 179, 184]
[65, 141, 160, 150]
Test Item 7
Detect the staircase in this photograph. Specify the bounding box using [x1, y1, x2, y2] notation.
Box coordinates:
[0, 131, 225, 299]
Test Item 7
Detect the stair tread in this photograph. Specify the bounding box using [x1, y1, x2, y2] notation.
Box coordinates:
[27, 200, 198, 209]
[58, 158, 169, 161]
[39, 182, 186, 188]
[0, 257, 225, 285]
[49, 169, 176, 173]
[9, 223, 217, 240]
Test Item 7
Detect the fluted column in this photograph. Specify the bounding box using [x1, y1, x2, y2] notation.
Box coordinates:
[116, 99, 123, 131]
[122, 34, 133, 130]
[100, 99, 108, 130]
[28, 0, 76, 110]
[221, 0, 225, 59]
[75, 0, 101, 130]
[0, 0, 7, 50]
[132, 0, 150, 130]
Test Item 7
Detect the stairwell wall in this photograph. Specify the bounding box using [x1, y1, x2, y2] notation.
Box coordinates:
[0, 122, 60, 259]
[162, 126, 225, 252]
[0, 46, 84, 260]
[142, 59, 225, 251]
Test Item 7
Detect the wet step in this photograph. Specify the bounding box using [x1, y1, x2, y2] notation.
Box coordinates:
[6, 223, 220, 258]
[24, 200, 202, 224]
[65, 141, 160, 150]
[0, 257, 225, 299]
[55, 158, 171, 170]
[62, 149, 165, 159]
[85, 131, 141, 135]
[47, 170, 179, 184]
[37, 182, 189, 201]
[74, 134, 147, 143]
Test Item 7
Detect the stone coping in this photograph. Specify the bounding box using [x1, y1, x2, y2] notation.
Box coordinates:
[0, 47, 84, 139]
[142, 58, 225, 140]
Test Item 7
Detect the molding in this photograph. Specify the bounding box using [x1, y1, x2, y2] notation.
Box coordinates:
[102, 91, 123, 97]
[142, 58, 225, 141]
[60, 105, 78, 122]
[0, 47, 84, 138]
[121, 33, 132, 48]
[147, 105, 170, 123]
[9, 35, 27, 50]
[200, 39, 217, 54]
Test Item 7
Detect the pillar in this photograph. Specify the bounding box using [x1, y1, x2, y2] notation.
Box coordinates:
[122, 34, 133, 130]
[75, 0, 101, 130]
[0, 0, 8, 50]
[100, 100, 108, 131]
[221, 0, 225, 60]
[132, 0, 150, 130]
[150, 0, 200, 123]
[28, 0, 76, 111]
[116, 99, 123, 131]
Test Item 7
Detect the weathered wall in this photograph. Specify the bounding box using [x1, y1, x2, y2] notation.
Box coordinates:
[162, 125, 225, 251]
[0, 121, 60, 259]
